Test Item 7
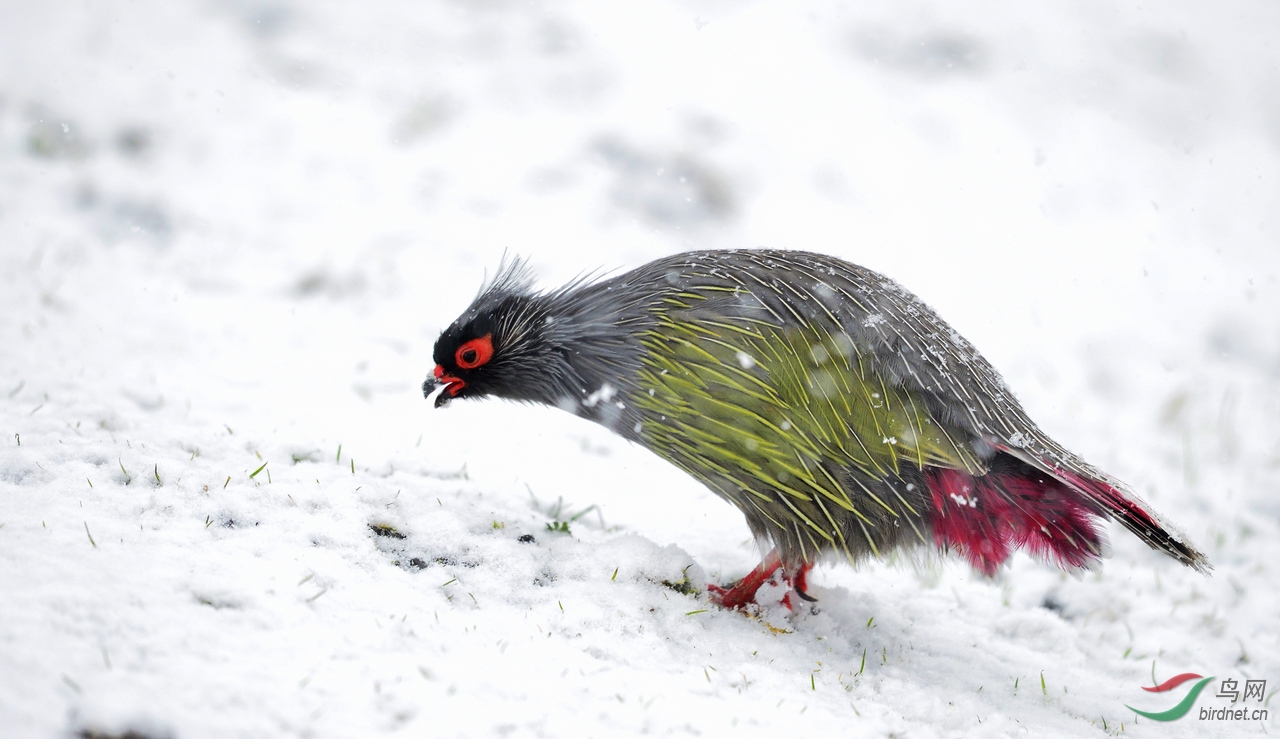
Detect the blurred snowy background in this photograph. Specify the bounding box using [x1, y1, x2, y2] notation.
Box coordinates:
[1, 1, 1277, 736]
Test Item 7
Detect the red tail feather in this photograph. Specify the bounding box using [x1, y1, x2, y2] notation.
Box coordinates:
[1025, 459, 1208, 573]
[1051, 466, 1159, 530]
[925, 466, 1103, 575]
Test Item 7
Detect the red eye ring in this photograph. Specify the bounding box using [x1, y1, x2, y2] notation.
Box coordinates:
[455, 334, 494, 369]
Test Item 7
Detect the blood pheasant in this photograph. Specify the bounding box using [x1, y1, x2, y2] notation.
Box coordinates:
[423, 250, 1209, 609]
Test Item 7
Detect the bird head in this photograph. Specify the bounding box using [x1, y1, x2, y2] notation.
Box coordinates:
[425, 314, 501, 408]
[423, 260, 580, 408]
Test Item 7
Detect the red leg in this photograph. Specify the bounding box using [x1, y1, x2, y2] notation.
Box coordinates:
[707, 549, 814, 611]
[779, 561, 816, 610]
[790, 564, 817, 602]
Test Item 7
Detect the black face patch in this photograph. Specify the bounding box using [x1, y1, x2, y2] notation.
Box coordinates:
[426, 286, 583, 409]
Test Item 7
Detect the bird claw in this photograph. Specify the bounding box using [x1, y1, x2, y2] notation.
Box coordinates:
[707, 580, 766, 610]
[705, 581, 753, 609]
[706, 549, 814, 612]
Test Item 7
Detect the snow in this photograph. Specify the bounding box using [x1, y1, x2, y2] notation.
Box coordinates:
[582, 384, 617, 409]
[1, 0, 1277, 737]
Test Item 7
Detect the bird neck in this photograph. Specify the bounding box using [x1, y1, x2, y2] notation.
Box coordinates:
[534, 292, 646, 433]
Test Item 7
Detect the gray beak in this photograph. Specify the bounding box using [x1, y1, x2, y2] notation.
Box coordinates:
[422, 375, 454, 408]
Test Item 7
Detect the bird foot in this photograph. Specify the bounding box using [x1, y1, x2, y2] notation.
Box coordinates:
[707, 550, 814, 611]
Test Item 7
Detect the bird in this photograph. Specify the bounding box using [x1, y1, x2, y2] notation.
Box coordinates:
[422, 249, 1210, 610]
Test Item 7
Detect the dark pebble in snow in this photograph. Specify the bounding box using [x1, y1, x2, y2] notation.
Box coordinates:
[369, 523, 406, 539]
[79, 730, 171, 739]
[1041, 594, 1066, 615]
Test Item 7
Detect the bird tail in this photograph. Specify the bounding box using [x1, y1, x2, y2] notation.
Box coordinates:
[997, 446, 1212, 574]
[977, 440, 1208, 573]
[925, 449, 1211, 575]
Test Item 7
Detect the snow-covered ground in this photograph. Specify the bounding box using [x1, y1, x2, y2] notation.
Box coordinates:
[1, 1, 1277, 736]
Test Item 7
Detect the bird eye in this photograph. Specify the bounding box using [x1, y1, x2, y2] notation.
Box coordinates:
[455, 334, 493, 369]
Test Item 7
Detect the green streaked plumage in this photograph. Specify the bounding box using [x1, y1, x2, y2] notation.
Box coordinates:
[632, 286, 983, 559]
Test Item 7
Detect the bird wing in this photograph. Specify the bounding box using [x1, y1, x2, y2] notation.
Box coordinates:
[629, 273, 990, 559]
